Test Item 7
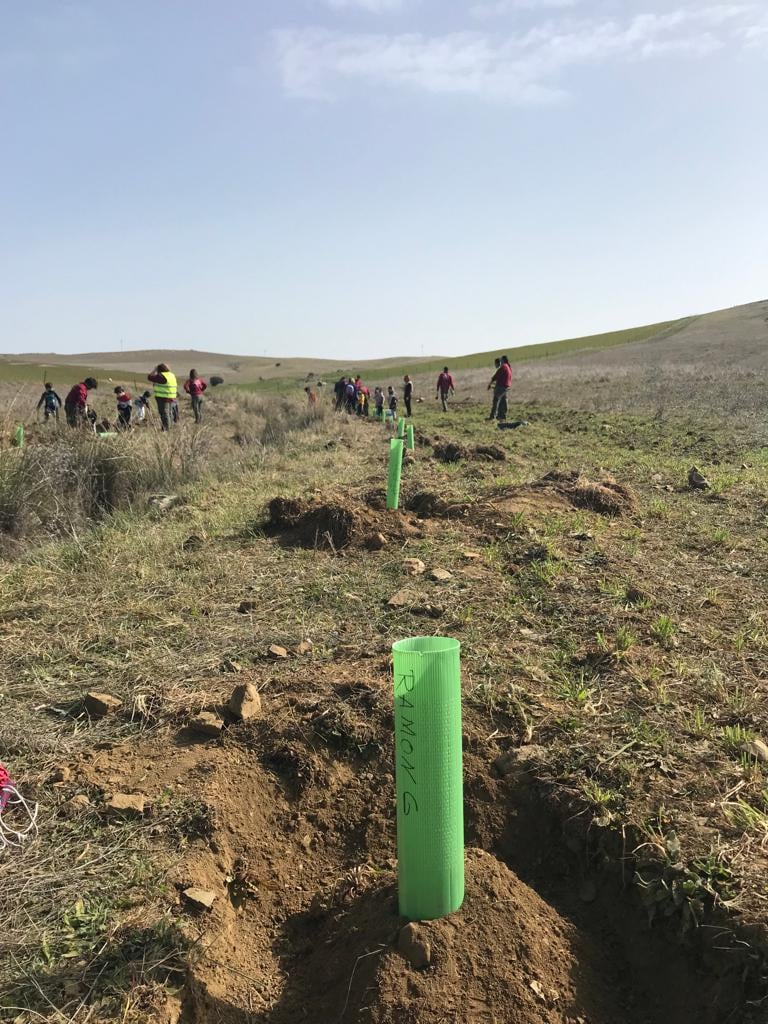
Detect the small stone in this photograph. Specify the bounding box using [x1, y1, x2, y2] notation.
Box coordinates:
[411, 604, 444, 619]
[651, 473, 663, 484]
[105, 793, 146, 818]
[294, 640, 313, 656]
[398, 923, 431, 969]
[61, 794, 91, 817]
[83, 692, 123, 718]
[228, 683, 262, 721]
[267, 644, 289, 660]
[49, 766, 72, 785]
[529, 979, 545, 1001]
[743, 737, 768, 763]
[430, 568, 453, 582]
[238, 600, 258, 613]
[189, 712, 224, 738]
[403, 558, 426, 576]
[387, 588, 416, 609]
[462, 551, 481, 560]
[183, 887, 217, 911]
[220, 658, 243, 673]
[365, 532, 388, 551]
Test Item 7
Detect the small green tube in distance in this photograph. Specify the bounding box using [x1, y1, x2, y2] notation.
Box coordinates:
[392, 636, 464, 921]
[13, 425, 24, 448]
[406, 425, 415, 451]
[397, 417, 405, 438]
[387, 438, 404, 510]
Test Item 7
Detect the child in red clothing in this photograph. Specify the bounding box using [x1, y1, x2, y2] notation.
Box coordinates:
[183, 369, 208, 423]
[113, 386, 132, 429]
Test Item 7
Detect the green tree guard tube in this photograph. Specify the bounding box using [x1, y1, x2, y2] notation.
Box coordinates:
[13, 425, 24, 448]
[397, 417, 405, 438]
[392, 636, 464, 920]
[387, 438, 404, 510]
[406, 425, 415, 451]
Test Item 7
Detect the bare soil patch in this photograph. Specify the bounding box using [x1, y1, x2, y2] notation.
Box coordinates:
[74, 662, 738, 1024]
[264, 495, 424, 550]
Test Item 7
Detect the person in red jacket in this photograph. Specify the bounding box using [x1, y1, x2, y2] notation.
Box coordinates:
[436, 367, 455, 412]
[113, 386, 132, 429]
[183, 369, 208, 423]
[492, 355, 512, 422]
[64, 377, 98, 428]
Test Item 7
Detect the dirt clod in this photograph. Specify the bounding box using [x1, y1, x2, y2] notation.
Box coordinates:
[189, 712, 224, 738]
[228, 682, 262, 721]
[268, 644, 289, 660]
[398, 922, 432, 969]
[403, 558, 426, 576]
[183, 887, 217, 911]
[61, 794, 91, 817]
[433, 441, 469, 463]
[294, 640, 313, 656]
[105, 793, 146, 818]
[430, 567, 453, 582]
[474, 443, 507, 461]
[365, 532, 388, 550]
[84, 691, 123, 718]
[387, 588, 416, 608]
[49, 766, 71, 784]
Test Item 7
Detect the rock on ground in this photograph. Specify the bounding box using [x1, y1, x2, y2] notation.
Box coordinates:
[398, 923, 432, 969]
[105, 793, 146, 818]
[430, 568, 453, 582]
[84, 692, 123, 718]
[403, 558, 426, 576]
[189, 712, 224, 738]
[183, 887, 217, 911]
[228, 683, 262, 721]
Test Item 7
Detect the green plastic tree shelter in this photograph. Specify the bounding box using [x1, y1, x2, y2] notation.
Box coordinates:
[392, 636, 464, 920]
[12, 425, 24, 448]
[387, 438, 404, 510]
[397, 417, 405, 438]
[406, 425, 415, 451]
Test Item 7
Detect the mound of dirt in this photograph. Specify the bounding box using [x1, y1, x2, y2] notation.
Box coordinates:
[404, 490, 468, 520]
[369, 848, 622, 1024]
[473, 444, 507, 462]
[266, 496, 356, 549]
[264, 495, 423, 549]
[433, 441, 507, 464]
[536, 470, 636, 517]
[433, 441, 469, 463]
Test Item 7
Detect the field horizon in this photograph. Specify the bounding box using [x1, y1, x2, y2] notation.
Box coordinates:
[1, 297, 764, 390]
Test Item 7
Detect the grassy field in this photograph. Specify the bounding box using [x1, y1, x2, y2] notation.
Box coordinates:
[0, 313, 693, 391]
[2, 382, 768, 1022]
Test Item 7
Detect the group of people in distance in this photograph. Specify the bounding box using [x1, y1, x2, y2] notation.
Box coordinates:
[36, 364, 208, 433]
[332, 367, 458, 419]
[328, 357, 512, 422]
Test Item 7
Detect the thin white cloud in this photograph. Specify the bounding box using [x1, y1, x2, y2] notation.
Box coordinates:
[472, 0, 581, 16]
[320, 0, 408, 11]
[275, 6, 755, 104]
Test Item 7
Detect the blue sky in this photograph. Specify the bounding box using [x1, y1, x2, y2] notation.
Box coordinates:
[1, 0, 766, 359]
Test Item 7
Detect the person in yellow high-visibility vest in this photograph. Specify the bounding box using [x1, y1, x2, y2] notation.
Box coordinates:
[147, 363, 178, 431]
